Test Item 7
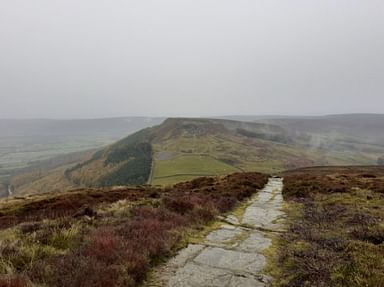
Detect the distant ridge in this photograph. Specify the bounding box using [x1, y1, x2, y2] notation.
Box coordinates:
[9, 115, 384, 195]
[64, 117, 292, 188]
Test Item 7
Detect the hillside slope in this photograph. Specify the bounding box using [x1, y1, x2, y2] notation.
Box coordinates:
[65, 128, 153, 187]
[148, 117, 384, 185]
[0, 117, 164, 193]
[63, 117, 328, 188]
[11, 116, 384, 194]
[8, 118, 301, 193]
[149, 118, 321, 185]
[224, 114, 384, 157]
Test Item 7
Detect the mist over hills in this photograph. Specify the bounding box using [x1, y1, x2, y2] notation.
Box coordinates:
[6, 114, 384, 196]
[222, 114, 384, 143]
[2, 1, 383, 284]
[0, 117, 164, 196]
[0, 117, 163, 170]
[0, 117, 164, 137]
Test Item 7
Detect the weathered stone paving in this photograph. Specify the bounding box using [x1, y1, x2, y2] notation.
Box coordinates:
[147, 177, 285, 287]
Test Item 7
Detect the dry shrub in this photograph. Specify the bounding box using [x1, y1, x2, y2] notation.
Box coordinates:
[0, 276, 30, 287]
[351, 226, 384, 245]
[0, 187, 160, 230]
[214, 196, 237, 212]
[48, 254, 133, 287]
[5, 172, 269, 287]
[278, 166, 384, 287]
[163, 196, 195, 214]
[42, 207, 185, 286]
[282, 166, 384, 199]
[18, 222, 42, 234]
[83, 227, 122, 264]
[189, 206, 216, 223]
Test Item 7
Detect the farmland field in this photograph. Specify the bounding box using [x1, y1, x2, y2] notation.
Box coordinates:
[151, 154, 240, 186]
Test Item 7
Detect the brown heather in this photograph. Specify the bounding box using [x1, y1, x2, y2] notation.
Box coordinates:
[0, 172, 268, 287]
[274, 167, 384, 287]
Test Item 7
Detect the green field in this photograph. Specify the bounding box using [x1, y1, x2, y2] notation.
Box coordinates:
[150, 128, 383, 187]
[150, 131, 323, 186]
[151, 154, 239, 186]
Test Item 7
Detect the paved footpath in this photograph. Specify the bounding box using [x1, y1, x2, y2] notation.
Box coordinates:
[147, 177, 285, 287]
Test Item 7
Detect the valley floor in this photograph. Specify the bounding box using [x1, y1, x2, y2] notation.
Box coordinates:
[147, 177, 285, 287]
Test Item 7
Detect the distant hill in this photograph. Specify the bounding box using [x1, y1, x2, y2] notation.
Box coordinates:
[0, 117, 164, 193]
[66, 117, 316, 187]
[10, 115, 384, 195]
[9, 118, 304, 193]
[221, 114, 384, 163]
[0, 117, 164, 138]
[147, 118, 316, 185]
[65, 116, 384, 188]
[221, 113, 384, 144]
[0, 117, 164, 171]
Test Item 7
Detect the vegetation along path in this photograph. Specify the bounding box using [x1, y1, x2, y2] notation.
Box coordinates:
[148, 177, 285, 287]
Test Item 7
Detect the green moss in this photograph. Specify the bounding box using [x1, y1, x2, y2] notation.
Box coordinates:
[185, 221, 223, 245]
[231, 196, 255, 221]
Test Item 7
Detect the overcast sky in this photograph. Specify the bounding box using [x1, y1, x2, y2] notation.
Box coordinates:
[0, 0, 383, 119]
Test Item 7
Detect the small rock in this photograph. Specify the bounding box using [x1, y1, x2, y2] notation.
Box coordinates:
[206, 228, 244, 245]
[168, 262, 232, 287]
[193, 247, 266, 274]
[169, 244, 206, 268]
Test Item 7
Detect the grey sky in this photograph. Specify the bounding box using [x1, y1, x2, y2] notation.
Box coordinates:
[0, 0, 383, 119]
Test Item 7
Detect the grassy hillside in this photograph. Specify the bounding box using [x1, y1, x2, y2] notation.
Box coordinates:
[10, 118, 300, 193]
[7, 151, 95, 196]
[149, 118, 383, 186]
[65, 128, 153, 187]
[150, 119, 315, 185]
[9, 116, 384, 195]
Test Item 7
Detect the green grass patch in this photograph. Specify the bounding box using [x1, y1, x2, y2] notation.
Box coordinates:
[152, 154, 239, 186]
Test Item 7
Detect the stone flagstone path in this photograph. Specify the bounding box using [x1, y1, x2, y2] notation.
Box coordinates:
[147, 177, 285, 287]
